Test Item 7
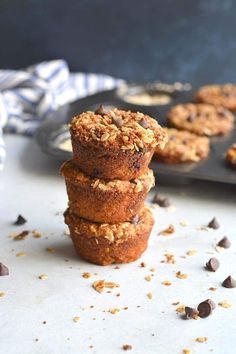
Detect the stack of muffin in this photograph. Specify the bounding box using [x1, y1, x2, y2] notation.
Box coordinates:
[61, 105, 167, 265]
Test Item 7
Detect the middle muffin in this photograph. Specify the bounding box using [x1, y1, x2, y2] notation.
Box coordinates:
[61, 159, 155, 223]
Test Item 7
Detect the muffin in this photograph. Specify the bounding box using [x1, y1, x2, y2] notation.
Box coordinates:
[226, 143, 236, 166]
[60, 160, 155, 223]
[70, 107, 167, 180]
[195, 84, 236, 112]
[64, 206, 154, 265]
[155, 128, 210, 163]
[168, 103, 234, 136]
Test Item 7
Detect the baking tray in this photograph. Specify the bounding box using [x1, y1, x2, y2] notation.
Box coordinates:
[35, 83, 236, 185]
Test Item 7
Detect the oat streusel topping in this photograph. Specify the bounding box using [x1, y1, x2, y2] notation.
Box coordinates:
[70, 108, 167, 152]
[61, 160, 155, 193]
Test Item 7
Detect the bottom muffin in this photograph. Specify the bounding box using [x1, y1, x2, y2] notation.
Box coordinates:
[64, 206, 154, 265]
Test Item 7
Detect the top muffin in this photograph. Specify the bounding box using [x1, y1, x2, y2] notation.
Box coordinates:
[70, 108, 168, 153]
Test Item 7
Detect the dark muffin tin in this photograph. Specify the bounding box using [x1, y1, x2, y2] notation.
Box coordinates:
[35, 83, 236, 185]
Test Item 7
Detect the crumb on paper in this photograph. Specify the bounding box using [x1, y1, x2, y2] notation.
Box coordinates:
[144, 275, 152, 282]
[150, 267, 156, 272]
[147, 292, 153, 299]
[73, 316, 80, 323]
[195, 337, 208, 343]
[186, 250, 197, 256]
[46, 247, 55, 253]
[38, 274, 48, 280]
[166, 205, 176, 213]
[164, 253, 176, 264]
[182, 349, 191, 354]
[16, 251, 26, 257]
[176, 271, 188, 279]
[218, 300, 232, 308]
[209, 287, 217, 291]
[175, 304, 185, 313]
[172, 301, 180, 306]
[161, 280, 172, 286]
[0, 292, 6, 298]
[82, 272, 92, 279]
[159, 224, 175, 236]
[32, 230, 42, 238]
[92, 280, 119, 293]
[140, 262, 147, 267]
[109, 308, 120, 315]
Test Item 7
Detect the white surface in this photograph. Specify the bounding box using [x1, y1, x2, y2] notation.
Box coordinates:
[1, 135, 236, 354]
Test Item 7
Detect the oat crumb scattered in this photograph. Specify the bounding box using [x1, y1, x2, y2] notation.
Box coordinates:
[109, 308, 120, 315]
[182, 349, 191, 354]
[13, 230, 29, 241]
[209, 287, 217, 291]
[176, 271, 188, 279]
[159, 224, 175, 236]
[16, 251, 26, 257]
[147, 292, 153, 299]
[175, 304, 185, 313]
[73, 316, 80, 323]
[92, 280, 119, 293]
[164, 253, 176, 264]
[82, 272, 92, 279]
[0, 292, 6, 298]
[140, 262, 147, 267]
[38, 274, 48, 280]
[144, 275, 152, 282]
[46, 247, 55, 253]
[32, 230, 42, 238]
[218, 300, 232, 308]
[162, 280, 172, 286]
[195, 337, 208, 343]
[186, 250, 197, 256]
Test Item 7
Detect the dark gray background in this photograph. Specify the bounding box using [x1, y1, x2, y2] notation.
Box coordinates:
[0, 0, 235, 85]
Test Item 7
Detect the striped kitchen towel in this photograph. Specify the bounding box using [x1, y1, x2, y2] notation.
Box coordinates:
[0, 59, 124, 169]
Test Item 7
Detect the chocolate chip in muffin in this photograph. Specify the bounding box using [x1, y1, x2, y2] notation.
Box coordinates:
[0, 263, 9, 276]
[95, 104, 107, 116]
[14, 214, 27, 226]
[184, 306, 198, 319]
[112, 116, 123, 128]
[205, 257, 220, 272]
[152, 192, 171, 207]
[197, 299, 215, 318]
[186, 113, 196, 122]
[208, 217, 220, 229]
[222, 275, 236, 288]
[217, 236, 231, 249]
[130, 215, 140, 225]
[139, 118, 149, 129]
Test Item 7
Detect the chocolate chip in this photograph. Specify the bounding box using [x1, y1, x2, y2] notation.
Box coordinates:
[14, 214, 27, 226]
[186, 113, 196, 122]
[222, 275, 236, 288]
[130, 215, 140, 225]
[95, 104, 107, 116]
[185, 306, 198, 319]
[206, 257, 220, 272]
[169, 135, 176, 141]
[112, 116, 123, 128]
[0, 263, 9, 276]
[208, 217, 220, 229]
[139, 118, 149, 129]
[217, 109, 228, 117]
[197, 299, 215, 318]
[217, 236, 231, 249]
[152, 193, 171, 208]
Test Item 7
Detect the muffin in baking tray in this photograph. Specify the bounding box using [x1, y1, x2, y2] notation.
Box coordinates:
[195, 84, 236, 112]
[226, 143, 236, 166]
[168, 103, 234, 136]
[155, 128, 210, 163]
[60, 160, 155, 223]
[70, 107, 167, 180]
[64, 206, 154, 266]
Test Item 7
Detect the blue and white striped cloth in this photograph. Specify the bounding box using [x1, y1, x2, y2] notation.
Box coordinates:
[0, 59, 124, 169]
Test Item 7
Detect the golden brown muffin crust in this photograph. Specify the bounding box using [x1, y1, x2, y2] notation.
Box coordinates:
[70, 108, 168, 153]
[226, 143, 236, 166]
[195, 84, 236, 111]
